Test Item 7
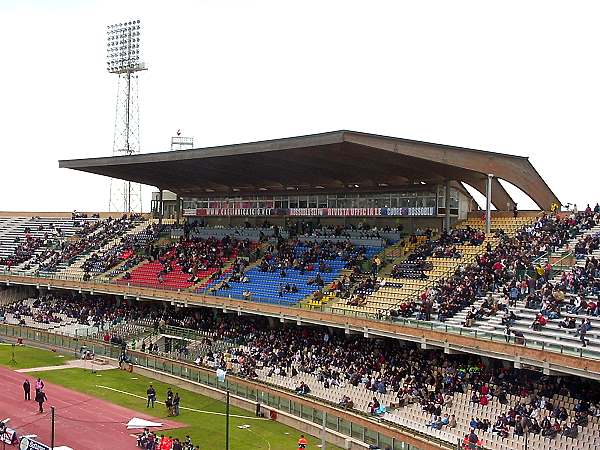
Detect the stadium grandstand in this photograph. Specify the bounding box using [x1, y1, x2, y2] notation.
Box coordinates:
[2, 131, 600, 450]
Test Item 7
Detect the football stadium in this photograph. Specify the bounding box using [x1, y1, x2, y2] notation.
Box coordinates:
[1, 3, 600, 450]
[2, 128, 600, 450]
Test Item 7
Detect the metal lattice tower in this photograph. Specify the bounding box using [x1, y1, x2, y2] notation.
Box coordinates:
[106, 19, 146, 213]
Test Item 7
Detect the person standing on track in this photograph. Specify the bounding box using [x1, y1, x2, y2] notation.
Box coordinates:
[173, 392, 180, 416]
[297, 434, 308, 449]
[35, 378, 44, 394]
[147, 384, 157, 408]
[166, 388, 174, 416]
[23, 379, 31, 400]
[35, 389, 47, 413]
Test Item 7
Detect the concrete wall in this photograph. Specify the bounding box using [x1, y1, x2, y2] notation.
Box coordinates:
[0, 285, 36, 306]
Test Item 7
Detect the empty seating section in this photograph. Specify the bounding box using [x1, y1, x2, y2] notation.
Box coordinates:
[171, 226, 283, 241]
[207, 242, 382, 305]
[120, 260, 201, 290]
[456, 216, 538, 237]
[171, 225, 402, 245]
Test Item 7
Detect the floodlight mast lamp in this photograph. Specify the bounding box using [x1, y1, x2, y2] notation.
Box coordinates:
[106, 19, 147, 213]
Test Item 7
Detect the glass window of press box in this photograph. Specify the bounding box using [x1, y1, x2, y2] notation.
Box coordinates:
[436, 185, 459, 215]
[181, 190, 456, 211]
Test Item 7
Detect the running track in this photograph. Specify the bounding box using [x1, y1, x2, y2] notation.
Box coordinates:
[0, 366, 184, 449]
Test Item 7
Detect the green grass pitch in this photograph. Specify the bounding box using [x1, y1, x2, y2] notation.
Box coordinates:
[2, 344, 343, 450]
[0, 342, 73, 369]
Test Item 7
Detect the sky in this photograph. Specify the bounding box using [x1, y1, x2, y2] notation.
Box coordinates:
[0, 0, 598, 212]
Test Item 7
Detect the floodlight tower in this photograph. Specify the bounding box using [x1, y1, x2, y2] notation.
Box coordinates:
[106, 19, 146, 213]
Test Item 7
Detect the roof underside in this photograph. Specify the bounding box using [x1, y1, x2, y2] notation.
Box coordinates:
[59, 130, 560, 210]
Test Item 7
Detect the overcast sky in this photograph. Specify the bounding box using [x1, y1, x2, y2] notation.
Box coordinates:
[1, 0, 597, 212]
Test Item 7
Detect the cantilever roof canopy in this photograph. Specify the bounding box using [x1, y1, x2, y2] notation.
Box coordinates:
[59, 130, 559, 211]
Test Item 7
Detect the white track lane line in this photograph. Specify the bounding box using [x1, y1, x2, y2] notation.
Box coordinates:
[95, 385, 267, 420]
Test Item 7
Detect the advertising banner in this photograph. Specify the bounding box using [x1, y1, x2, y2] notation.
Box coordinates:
[19, 437, 51, 450]
[183, 207, 435, 217]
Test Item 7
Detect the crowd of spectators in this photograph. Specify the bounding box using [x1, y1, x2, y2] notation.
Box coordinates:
[0, 217, 108, 270]
[574, 231, 600, 257]
[1, 292, 146, 330]
[147, 235, 256, 284]
[185, 315, 600, 447]
[81, 222, 161, 277]
[5, 291, 600, 447]
[137, 430, 198, 450]
[480, 212, 600, 346]
[293, 223, 402, 243]
[385, 227, 484, 282]
[0, 235, 47, 268]
[7, 211, 600, 447]
[390, 259, 432, 280]
[258, 238, 370, 274]
[38, 215, 142, 273]
[286, 221, 402, 239]
[408, 227, 485, 261]
[389, 211, 600, 328]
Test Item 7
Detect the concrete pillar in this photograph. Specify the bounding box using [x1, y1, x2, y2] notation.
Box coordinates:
[175, 193, 181, 225]
[485, 174, 493, 234]
[158, 189, 164, 226]
[444, 179, 451, 231]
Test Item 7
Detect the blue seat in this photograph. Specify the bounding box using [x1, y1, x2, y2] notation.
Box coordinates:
[203, 244, 383, 305]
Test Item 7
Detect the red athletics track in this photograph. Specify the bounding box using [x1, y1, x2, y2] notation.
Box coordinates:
[0, 366, 184, 450]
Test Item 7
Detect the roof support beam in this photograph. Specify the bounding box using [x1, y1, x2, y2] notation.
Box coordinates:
[344, 132, 559, 210]
[461, 176, 516, 211]
[444, 179, 451, 230]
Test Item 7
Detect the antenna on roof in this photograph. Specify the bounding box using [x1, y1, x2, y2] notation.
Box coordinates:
[171, 131, 194, 151]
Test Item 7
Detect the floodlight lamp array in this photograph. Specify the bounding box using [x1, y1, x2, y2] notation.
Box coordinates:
[106, 19, 144, 73]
